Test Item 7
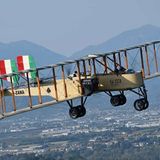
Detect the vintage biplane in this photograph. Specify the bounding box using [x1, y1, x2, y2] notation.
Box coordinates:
[0, 40, 160, 120]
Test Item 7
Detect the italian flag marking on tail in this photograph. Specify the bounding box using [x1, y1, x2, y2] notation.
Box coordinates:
[17, 55, 36, 80]
[0, 59, 19, 84]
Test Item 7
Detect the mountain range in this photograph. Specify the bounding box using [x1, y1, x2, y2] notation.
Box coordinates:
[0, 25, 160, 67]
[71, 24, 160, 58]
[0, 40, 66, 66]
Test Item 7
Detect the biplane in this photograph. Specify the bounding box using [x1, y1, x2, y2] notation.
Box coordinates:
[0, 40, 160, 120]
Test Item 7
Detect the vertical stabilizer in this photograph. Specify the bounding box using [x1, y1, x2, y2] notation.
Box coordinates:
[17, 55, 36, 80]
[0, 59, 19, 84]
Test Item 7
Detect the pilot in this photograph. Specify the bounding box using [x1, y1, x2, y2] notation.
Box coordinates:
[115, 66, 126, 74]
[68, 71, 78, 80]
[73, 71, 77, 77]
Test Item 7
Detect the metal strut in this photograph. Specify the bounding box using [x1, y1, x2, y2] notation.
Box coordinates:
[67, 99, 73, 108]
[67, 96, 88, 108]
[129, 85, 147, 99]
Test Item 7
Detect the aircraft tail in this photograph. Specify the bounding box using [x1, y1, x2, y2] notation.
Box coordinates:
[0, 59, 19, 84]
[17, 55, 36, 80]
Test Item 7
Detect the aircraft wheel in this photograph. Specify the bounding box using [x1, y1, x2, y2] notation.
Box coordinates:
[69, 107, 79, 119]
[119, 94, 127, 105]
[134, 98, 149, 111]
[142, 99, 149, 110]
[110, 95, 121, 106]
[77, 105, 86, 117]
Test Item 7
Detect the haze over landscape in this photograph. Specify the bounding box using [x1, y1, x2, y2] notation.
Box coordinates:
[0, 0, 160, 160]
[0, 0, 160, 55]
[0, 25, 160, 66]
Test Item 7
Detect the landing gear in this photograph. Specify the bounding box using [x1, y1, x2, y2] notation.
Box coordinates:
[77, 105, 86, 117]
[110, 94, 126, 106]
[69, 105, 86, 119]
[106, 84, 149, 111]
[119, 94, 127, 105]
[67, 97, 87, 119]
[132, 85, 149, 111]
[134, 98, 149, 111]
[69, 107, 79, 119]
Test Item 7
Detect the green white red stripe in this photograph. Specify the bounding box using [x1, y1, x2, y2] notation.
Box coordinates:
[17, 55, 36, 79]
[0, 59, 19, 84]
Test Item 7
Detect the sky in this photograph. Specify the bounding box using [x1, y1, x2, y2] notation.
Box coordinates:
[0, 0, 160, 56]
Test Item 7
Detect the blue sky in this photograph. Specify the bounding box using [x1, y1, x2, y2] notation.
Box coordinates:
[0, 0, 159, 55]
